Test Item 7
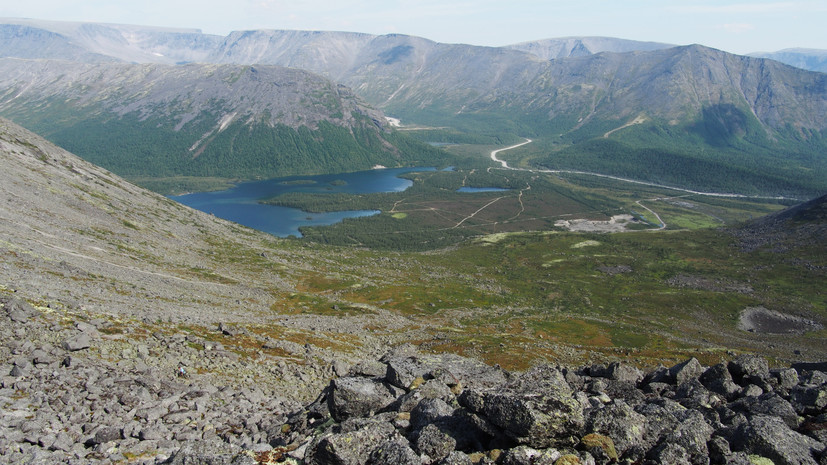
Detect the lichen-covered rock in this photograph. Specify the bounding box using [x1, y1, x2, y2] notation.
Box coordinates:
[774, 368, 800, 390]
[410, 397, 454, 431]
[730, 414, 824, 465]
[790, 384, 827, 416]
[484, 365, 584, 447]
[585, 399, 646, 454]
[384, 353, 507, 391]
[366, 436, 420, 465]
[579, 433, 618, 462]
[162, 441, 253, 465]
[729, 355, 770, 384]
[305, 420, 396, 465]
[635, 398, 685, 448]
[2, 296, 38, 323]
[670, 358, 705, 385]
[664, 409, 714, 459]
[415, 423, 457, 461]
[731, 392, 800, 429]
[61, 332, 91, 351]
[553, 454, 582, 465]
[648, 442, 692, 465]
[674, 378, 722, 410]
[437, 451, 474, 465]
[700, 363, 741, 400]
[501, 445, 561, 465]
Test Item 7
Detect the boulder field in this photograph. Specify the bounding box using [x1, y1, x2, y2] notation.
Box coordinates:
[2, 296, 826, 464]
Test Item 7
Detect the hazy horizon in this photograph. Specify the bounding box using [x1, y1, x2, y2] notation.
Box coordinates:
[1, 1, 826, 55]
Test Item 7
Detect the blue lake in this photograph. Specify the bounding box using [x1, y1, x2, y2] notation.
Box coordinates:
[171, 167, 433, 237]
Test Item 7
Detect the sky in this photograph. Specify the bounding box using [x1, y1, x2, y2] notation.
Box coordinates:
[1, 0, 826, 54]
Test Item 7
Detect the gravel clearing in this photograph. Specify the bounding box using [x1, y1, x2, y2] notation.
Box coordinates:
[738, 306, 824, 335]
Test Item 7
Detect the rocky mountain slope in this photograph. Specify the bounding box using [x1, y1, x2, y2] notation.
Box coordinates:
[0, 116, 402, 396]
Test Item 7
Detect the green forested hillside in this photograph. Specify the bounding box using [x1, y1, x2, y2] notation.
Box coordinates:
[43, 114, 451, 181]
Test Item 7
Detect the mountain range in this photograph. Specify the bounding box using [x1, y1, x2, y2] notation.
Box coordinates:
[0, 18, 825, 198]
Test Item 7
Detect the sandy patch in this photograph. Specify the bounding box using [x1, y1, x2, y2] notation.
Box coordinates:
[556, 214, 636, 232]
[572, 240, 601, 249]
[737, 306, 823, 334]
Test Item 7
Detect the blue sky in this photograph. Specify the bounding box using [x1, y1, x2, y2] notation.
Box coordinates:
[2, 0, 825, 54]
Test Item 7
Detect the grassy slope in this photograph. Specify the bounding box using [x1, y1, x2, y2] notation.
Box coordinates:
[275, 222, 825, 370]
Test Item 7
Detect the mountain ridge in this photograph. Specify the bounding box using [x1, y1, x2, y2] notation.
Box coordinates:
[3, 18, 825, 136]
[505, 36, 675, 60]
[749, 48, 827, 73]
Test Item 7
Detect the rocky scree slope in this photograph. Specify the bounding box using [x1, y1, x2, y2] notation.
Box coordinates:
[732, 193, 827, 253]
[3, 316, 827, 465]
[0, 58, 384, 132]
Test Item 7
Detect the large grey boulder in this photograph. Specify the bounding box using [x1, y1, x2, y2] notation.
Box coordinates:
[415, 423, 457, 461]
[384, 353, 507, 391]
[601, 362, 644, 383]
[670, 358, 705, 385]
[731, 392, 800, 429]
[635, 398, 685, 448]
[367, 436, 420, 465]
[305, 420, 396, 465]
[162, 441, 253, 465]
[410, 398, 454, 431]
[729, 354, 770, 384]
[483, 365, 584, 448]
[2, 296, 38, 323]
[790, 384, 827, 416]
[586, 399, 647, 455]
[731, 414, 825, 465]
[663, 409, 714, 459]
[500, 445, 561, 465]
[61, 332, 91, 351]
[327, 377, 397, 422]
[700, 363, 741, 400]
[437, 451, 474, 465]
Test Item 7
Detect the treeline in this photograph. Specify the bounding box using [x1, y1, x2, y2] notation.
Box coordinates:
[262, 168, 530, 213]
[401, 128, 522, 146]
[39, 112, 455, 181]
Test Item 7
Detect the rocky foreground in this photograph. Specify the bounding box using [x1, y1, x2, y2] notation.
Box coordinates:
[2, 295, 827, 465]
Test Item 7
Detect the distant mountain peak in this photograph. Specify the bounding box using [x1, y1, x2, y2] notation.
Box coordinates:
[505, 36, 675, 60]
